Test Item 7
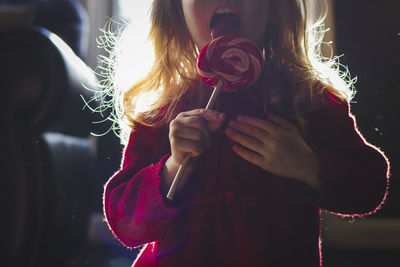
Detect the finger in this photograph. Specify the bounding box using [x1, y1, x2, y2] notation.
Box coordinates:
[175, 127, 209, 146]
[178, 115, 207, 129]
[225, 128, 264, 155]
[236, 115, 277, 134]
[178, 116, 211, 143]
[181, 109, 225, 122]
[228, 120, 268, 141]
[267, 112, 299, 132]
[232, 144, 264, 167]
[171, 137, 205, 157]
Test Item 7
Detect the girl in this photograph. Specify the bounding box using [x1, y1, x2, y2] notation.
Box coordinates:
[103, 0, 390, 266]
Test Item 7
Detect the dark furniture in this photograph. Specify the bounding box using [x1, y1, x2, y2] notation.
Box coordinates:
[1, 26, 98, 267]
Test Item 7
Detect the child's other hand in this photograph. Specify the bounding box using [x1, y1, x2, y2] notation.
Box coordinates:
[169, 108, 225, 165]
[225, 112, 320, 190]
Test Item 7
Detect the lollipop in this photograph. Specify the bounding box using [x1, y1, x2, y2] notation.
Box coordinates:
[198, 35, 263, 92]
[167, 35, 264, 200]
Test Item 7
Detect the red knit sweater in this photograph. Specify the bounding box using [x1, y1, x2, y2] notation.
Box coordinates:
[103, 90, 389, 267]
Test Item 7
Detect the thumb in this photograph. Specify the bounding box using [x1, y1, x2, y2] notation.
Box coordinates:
[200, 110, 225, 132]
[194, 109, 225, 122]
[208, 118, 225, 133]
[181, 108, 225, 132]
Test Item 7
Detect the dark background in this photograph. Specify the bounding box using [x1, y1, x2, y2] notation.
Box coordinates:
[334, 0, 399, 217]
[323, 1, 400, 265]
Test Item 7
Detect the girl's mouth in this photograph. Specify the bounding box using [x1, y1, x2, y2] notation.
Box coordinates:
[210, 12, 241, 38]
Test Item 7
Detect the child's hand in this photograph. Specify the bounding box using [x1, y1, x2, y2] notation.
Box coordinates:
[169, 108, 225, 165]
[225, 112, 320, 190]
[161, 109, 225, 195]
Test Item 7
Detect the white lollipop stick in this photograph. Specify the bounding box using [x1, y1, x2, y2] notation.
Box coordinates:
[166, 80, 223, 200]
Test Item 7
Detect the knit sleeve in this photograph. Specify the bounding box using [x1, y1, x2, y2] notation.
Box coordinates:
[103, 124, 179, 248]
[308, 92, 390, 217]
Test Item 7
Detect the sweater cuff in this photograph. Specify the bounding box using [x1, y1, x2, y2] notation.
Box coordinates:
[139, 153, 180, 218]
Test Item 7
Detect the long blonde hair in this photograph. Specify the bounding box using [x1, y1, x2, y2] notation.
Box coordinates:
[109, 0, 355, 143]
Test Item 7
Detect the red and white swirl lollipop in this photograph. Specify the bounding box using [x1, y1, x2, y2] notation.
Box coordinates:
[198, 35, 263, 92]
[167, 35, 264, 200]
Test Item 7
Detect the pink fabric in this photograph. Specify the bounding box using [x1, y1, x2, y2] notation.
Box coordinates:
[103, 90, 389, 267]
